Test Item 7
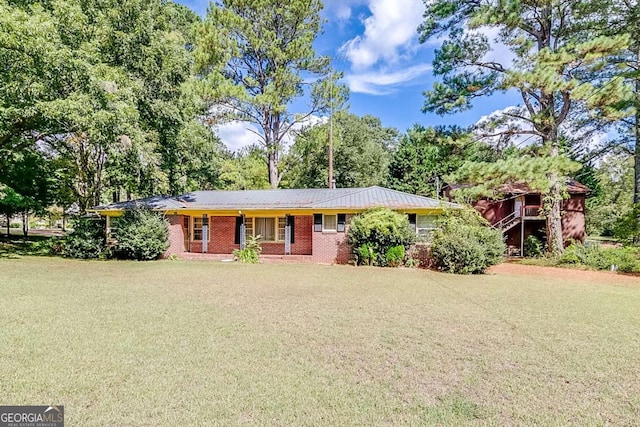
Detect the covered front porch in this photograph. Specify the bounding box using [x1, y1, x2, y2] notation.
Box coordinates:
[166, 213, 314, 257]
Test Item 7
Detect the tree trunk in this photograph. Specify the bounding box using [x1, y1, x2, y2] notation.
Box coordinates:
[547, 142, 564, 254]
[6, 214, 10, 239]
[547, 176, 564, 254]
[268, 151, 279, 189]
[634, 76, 640, 204]
[22, 212, 28, 238]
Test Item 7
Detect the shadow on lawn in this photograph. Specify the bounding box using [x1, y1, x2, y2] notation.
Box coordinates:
[0, 234, 62, 258]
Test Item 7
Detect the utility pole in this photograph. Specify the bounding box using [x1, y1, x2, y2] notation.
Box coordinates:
[328, 73, 334, 189]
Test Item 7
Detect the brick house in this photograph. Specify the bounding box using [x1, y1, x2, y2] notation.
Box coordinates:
[445, 180, 589, 254]
[92, 186, 460, 263]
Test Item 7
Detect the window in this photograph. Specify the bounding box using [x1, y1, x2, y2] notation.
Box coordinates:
[244, 217, 287, 242]
[193, 217, 206, 241]
[323, 214, 337, 231]
[255, 218, 275, 241]
[416, 214, 438, 236]
[245, 217, 253, 238]
[278, 217, 286, 241]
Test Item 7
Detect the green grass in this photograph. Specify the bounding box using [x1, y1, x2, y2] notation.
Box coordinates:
[1, 258, 639, 425]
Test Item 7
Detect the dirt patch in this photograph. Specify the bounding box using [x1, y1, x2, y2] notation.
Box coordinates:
[488, 262, 640, 284]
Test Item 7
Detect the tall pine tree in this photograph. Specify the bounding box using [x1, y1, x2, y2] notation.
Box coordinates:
[195, 0, 347, 188]
[419, 0, 630, 253]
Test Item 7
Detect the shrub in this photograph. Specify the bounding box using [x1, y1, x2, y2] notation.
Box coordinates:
[63, 217, 105, 259]
[111, 208, 169, 260]
[233, 235, 262, 263]
[348, 207, 415, 266]
[429, 208, 505, 274]
[557, 242, 640, 273]
[614, 204, 640, 245]
[357, 243, 375, 266]
[524, 235, 544, 258]
[385, 245, 405, 267]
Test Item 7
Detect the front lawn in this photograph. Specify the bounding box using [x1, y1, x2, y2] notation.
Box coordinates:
[0, 258, 638, 425]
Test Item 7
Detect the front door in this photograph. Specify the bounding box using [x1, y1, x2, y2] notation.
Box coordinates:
[514, 197, 523, 218]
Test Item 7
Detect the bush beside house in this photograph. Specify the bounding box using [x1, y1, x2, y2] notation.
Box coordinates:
[430, 208, 506, 274]
[63, 217, 105, 259]
[347, 207, 415, 267]
[110, 208, 169, 260]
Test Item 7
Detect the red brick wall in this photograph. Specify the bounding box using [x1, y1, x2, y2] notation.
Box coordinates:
[311, 214, 351, 264]
[292, 216, 313, 255]
[164, 215, 186, 258]
[209, 216, 239, 254]
[164, 213, 353, 261]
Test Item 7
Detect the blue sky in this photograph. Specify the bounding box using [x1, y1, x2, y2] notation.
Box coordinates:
[177, 0, 521, 149]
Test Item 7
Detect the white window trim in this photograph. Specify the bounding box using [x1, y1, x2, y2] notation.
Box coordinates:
[246, 217, 286, 242]
[323, 214, 337, 232]
[193, 217, 205, 241]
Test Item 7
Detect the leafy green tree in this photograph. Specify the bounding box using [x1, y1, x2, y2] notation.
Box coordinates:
[285, 112, 398, 188]
[0, 148, 56, 237]
[1, 0, 219, 211]
[586, 152, 634, 236]
[387, 125, 496, 197]
[196, 0, 347, 188]
[218, 147, 271, 190]
[419, 0, 630, 253]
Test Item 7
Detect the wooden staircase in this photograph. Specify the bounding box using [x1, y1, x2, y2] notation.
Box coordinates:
[494, 211, 521, 232]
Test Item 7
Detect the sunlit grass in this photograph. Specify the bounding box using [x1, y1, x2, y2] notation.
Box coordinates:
[1, 257, 638, 425]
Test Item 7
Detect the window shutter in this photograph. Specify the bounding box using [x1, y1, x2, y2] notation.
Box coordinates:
[313, 214, 322, 232]
[408, 214, 417, 232]
[235, 216, 242, 244]
[287, 215, 295, 243]
[337, 214, 346, 232]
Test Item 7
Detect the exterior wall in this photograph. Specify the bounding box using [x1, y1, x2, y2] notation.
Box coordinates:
[164, 215, 186, 258]
[471, 193, 586, 245]
[292, 216, 313, 255]
[562, 194, 586, 243]
[167, 214, 315, 257]
[209, 216, 239, 254]
[311, 214, 351, 264]
[473, 199, 512, 225]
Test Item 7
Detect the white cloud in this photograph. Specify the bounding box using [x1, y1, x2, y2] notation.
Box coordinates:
[215, 122, 261, 152]
[345, 63, 432, 95]
[472, 26, 517, 67]
[215, 115, 327, 152]
[339, 0, 425, 70]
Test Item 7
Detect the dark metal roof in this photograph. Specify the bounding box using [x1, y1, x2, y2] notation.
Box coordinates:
[93, 186, 461, 211]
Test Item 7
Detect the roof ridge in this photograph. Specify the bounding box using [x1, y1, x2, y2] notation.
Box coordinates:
[371, 185, 443, 202]
[310, 187, 370, 207]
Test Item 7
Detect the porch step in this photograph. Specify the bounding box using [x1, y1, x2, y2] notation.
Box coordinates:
[173, 252, 315, 264]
